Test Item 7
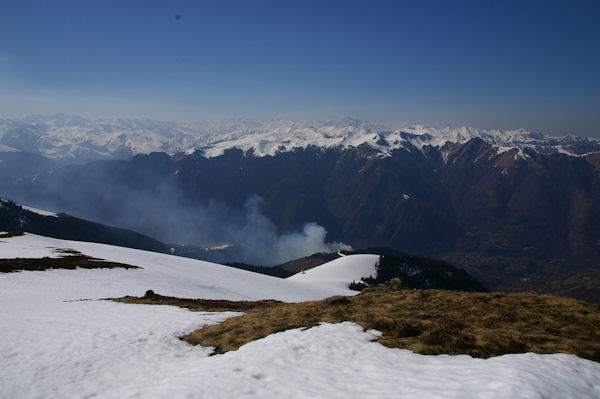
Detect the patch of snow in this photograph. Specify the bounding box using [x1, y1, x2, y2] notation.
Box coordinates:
[0, 236, 63, 258]
[20, 205, 58, 217]
[287, 254, 379, 290]
[1, 197, 58, 217]
[204, 243, 235, 251]
[494, 145, 529, 160]
[554, 145, 595, 158]
[495, 146, 515, 155]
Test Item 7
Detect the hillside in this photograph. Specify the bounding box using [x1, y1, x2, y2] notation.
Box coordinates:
[0, 233, 352, 301]
[0, 198, 173, 253]
[1, 232, 599, 397]
[287, 254, 380, 290]
[0, 198, 276, 267]
[277, 251, 341, 274]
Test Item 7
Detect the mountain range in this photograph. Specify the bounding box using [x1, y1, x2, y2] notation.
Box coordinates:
[1, 115, 599, 302]
[1, 115, 599, 162]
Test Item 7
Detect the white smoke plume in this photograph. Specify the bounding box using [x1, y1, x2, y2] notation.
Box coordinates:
[231, 196, 351, 265]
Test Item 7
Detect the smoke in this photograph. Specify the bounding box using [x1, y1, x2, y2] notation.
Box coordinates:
[5, 156, 350, 266]
[138, 194, 352, 266]
[229, 196, 351, 265]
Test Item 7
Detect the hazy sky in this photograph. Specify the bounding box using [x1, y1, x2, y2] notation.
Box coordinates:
[1, 0, 599, 137]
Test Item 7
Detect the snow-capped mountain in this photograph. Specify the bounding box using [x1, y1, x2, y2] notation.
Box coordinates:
[1, 115, 599, 162]
[0, 115, 200, 163]
[189, 120, 600, 159]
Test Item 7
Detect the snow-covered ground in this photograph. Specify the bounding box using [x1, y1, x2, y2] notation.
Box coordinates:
[1, 233, 599, 398]
[287, 253, 379, 290]
[0, 233, 355, 301]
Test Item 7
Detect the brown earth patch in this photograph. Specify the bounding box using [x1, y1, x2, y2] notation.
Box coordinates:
[0, 252, 140, 273]
[117, 292, 281, 312]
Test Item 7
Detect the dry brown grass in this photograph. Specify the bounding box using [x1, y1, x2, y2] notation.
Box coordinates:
[117, 287, 600, 362]
[0, 254, 140, 273]
[117, 292, 281, 312]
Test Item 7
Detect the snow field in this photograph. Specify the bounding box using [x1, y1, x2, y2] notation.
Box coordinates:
[152, 322, 600, 399]
[1, 295, 236, 399]
[0, 233, 356, 301]
[287, 253, 379, 290]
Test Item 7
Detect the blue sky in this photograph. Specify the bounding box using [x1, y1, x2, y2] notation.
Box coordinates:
[1, 0, 599, 137]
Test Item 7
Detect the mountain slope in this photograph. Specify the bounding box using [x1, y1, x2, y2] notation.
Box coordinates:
[348, 248, 488, 292]
[0, 232, 353, 301]
[0, 197, 172, 254]
[287, 254, 380, 290]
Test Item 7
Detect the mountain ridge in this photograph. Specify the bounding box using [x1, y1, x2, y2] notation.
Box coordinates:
[1, 115, 599, 162]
